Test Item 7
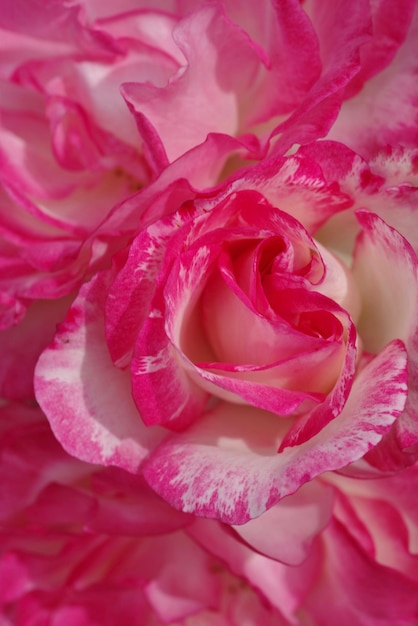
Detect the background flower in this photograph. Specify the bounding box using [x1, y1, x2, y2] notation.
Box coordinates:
[1, 403, 418, 625]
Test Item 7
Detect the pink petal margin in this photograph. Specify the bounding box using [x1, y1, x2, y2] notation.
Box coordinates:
[143, 339, 407, 523]
[34, 271, 164, 472]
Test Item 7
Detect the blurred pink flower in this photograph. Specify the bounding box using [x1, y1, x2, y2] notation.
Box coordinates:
[1, 402, 418, 625]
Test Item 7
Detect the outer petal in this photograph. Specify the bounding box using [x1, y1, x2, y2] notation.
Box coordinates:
[143, 532, 220, 623]
[352, 210, 418, 465]
[232, 480, 334, 566]
[122, 5, 261, 165]
[224, 0, 322, 122]
[228, 153, 353, 233]
[269, 0, 372, 153]
[0, 0, 116, 55]
[353, 210, 417, 354]
[131, 243, 210, 429]
[304, 517, 418, 625]
[188, 516, 319, 623]
[106, 207, 198, 368]
[34, 271, 164, 471]
[299, 141, 418, 256]
[143, 339, 407, 523]
[327, 1, 418, 157]
[343, 0, 417, 95]
[327, 462, 418, 553]
[0, 402, 191, 536]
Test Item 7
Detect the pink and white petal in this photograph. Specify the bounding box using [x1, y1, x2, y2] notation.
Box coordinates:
[279, 318, 357, 449]
[353, 210, 417, 352]
[372, 178, 418, 257]
[226, 0, 322, 123]
[106, 208, 197, 368]
[300, 142, 418, 255]
[304, 517, 418, 626]
[343, 0, 416, 95]
[353, 210, 418, 455]
[229, 153, 353, 234]
[144, 340, 407, 523]
[46, 95, 118, 172]
[121, 5, 261, 165]
[97, 9, 183, 65]
[303, 0, 372, 89]
[0, 27, 69, 76]
[368, 144, 418, 188]
[268, 90, 344, 157]
[346, 495, 418, 581]
[192, 363, 322, 416]
[131, 304, 208, 430]
[0, 107, 92, 200]
[329, 462, 418, 549]
[295, 141, 378, 255]
[45, 44, 178, 151]
[130, 215, 235, 430]
[327, 1, 418, 157]
[232, 480, 334, 566]
[34, 271, 164, 471]
[269, 0, 373, 153]
[96, 133, 248, 239]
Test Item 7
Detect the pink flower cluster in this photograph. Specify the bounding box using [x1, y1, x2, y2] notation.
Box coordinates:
[1, 0, 418, 623]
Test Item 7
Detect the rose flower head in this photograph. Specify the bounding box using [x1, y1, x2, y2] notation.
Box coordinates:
[35, 143, 417, 524]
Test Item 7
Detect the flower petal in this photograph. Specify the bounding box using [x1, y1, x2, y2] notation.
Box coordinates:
[353, 209, 418, 465]
[144, 339, 407, 523]
[122, 5, 260, 164]
[327, 1, 418, 157]
[35, 271, 163, 471]
[233, 480, 334, 565]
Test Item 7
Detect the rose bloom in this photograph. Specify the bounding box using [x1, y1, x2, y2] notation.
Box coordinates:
[34, 141, 418, 527]
[1, 402, 418, 625]
[2, 1, 418, 623]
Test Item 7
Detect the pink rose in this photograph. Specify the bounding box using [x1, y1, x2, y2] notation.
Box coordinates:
[2, 1, 418, 623]
[35, 142, 417, 523]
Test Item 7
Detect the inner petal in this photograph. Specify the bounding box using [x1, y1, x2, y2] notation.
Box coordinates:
[314, 242, 362, 323]
[200, 257, 343, 368]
